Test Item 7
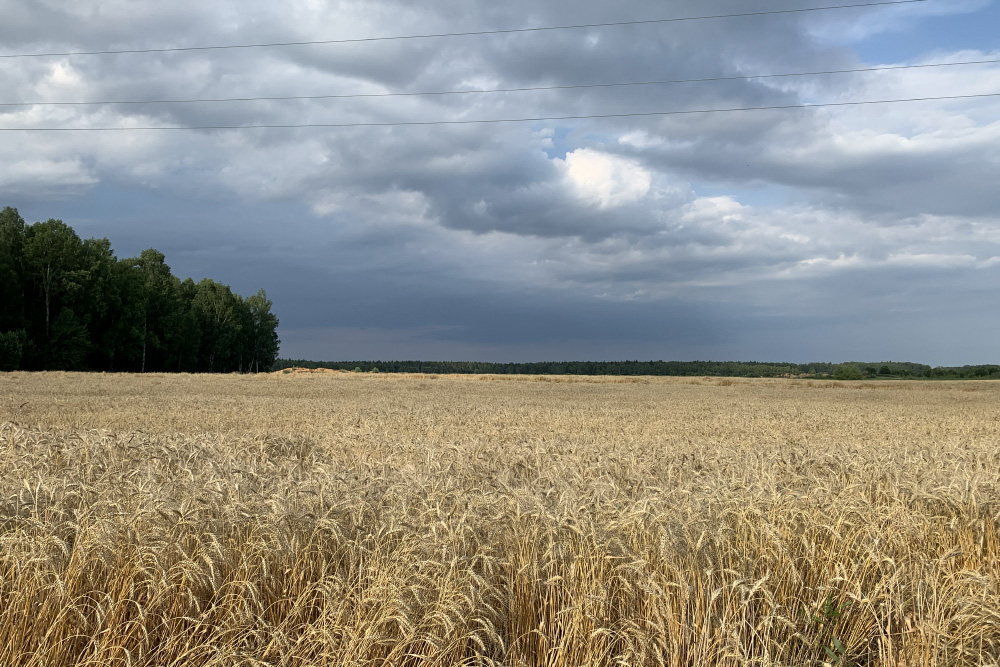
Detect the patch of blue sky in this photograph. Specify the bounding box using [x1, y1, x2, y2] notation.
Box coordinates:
[537, 124, 575, 160]
[532, 120, 632, 160]
[849, 0, 998, 63]
[691, 182, 793, 209]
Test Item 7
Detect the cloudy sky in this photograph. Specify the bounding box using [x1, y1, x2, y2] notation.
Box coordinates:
[2, 0, 999, 364]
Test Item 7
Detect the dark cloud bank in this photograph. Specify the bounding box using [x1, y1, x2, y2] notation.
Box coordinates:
[2, 0, 998, 364]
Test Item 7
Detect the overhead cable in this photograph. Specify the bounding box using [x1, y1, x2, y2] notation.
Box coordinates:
[0, 0, 927, 59]
[2, 92, 996, 131]
[1, 58, 995, 107]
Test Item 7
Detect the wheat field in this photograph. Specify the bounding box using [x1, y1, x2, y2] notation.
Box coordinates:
[1, 371, 998, 666]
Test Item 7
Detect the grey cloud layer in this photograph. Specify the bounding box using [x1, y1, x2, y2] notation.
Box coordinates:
[2, 0, 998, 363]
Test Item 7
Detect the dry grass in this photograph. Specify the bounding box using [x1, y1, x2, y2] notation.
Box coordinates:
[1, 371, 999, 666]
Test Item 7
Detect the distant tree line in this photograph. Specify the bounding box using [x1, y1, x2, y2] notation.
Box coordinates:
[834, 361, 1000, 380]
[0, 206, 279, 372]
[274, 359, 839, 377]
[275, 358, 1000, 380]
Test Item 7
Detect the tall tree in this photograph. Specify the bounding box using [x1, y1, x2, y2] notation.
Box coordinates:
[245, 289, 280, 373]
[76, 237, 118, 370]
[122, 249, 179, 372]
[102, 258, 147, 371]
[23, 219, 85, 339]
[171, 278, 202, 372]
[0, 207, 27, 333]
[192, 278, 240, 373]
[22, 219, 90, 367]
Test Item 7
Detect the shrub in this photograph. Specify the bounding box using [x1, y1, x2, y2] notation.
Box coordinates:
[833, 363, 864, 381]
[0, 329, 26, 371]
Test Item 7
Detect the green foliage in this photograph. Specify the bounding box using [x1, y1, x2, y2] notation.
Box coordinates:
[0, 204, 279, 373]
[824, 637, 850, 665]
[833, 364, 864, 381]
[22, 219, 85, 340]
[275, 359, 843, 377]
[245, 289, 280, 373]
[192, 278, 239, 373]
[798, 594, 853, 666]
[47, 308, 90, 371]
[0, 330, 27, 371]
[0, 207, 27, 333]
[275, 357, 1000, 380]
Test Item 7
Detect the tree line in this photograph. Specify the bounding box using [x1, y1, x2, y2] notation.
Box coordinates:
[0, 206, 279, 373]
[274, 359, 839, 377]
[276, 359, 1000, 380]
[834, 362, 1000, 380]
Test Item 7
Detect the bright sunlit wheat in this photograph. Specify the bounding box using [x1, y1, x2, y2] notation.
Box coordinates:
[1, 372, 998, 666]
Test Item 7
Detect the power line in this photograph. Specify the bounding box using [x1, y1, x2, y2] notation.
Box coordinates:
[2, 92, 995, 131]
[0, 0, 927, 59]
[1, 58, 995, 108]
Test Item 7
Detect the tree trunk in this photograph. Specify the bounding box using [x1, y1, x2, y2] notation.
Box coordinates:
[43, 265, 52, 339]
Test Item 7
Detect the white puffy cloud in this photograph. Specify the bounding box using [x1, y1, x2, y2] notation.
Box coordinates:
[559, 148, 651, 209]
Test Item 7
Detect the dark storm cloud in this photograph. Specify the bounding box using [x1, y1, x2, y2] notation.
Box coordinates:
[2, 0, 999, 363]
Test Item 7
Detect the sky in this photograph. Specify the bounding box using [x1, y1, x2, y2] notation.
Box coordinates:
[1, 0, 998, 365]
